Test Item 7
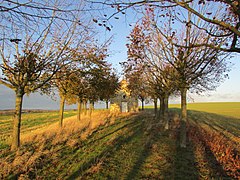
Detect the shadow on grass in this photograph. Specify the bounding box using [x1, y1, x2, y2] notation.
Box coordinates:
[171, 108, 240, 141]
[125, 128, 153, 180]
[10, 109, 237, 179]
[67, 113, 145, 179]
[69, 109, 200, 179]
[171, 108, 235, 179]
[188, 110, 240, 139]
[173, 118, 199, 180]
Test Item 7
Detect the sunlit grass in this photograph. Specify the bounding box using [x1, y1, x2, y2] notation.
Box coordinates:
[168, 102, 240, 145]
[170, 102, 240, 119]
[0, 103, 239, 179]
[0, 110, 77, 148]
[146, 102, 240, 118]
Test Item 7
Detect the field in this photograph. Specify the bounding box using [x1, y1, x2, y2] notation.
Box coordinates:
[0, 102, 239, 179]
[169, 102, 240, 118]
[0, 110, 77, 149]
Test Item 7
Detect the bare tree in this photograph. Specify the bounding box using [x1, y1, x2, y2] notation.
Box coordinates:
[125, 9, 230, 147]
[0, 7, 90, 149]
[89, 0, 240, 53]
[0, 0, 90, 41]
[123, 23, 150, 111]
[148, 11, 231, 147]
[124, 18, 177, 129]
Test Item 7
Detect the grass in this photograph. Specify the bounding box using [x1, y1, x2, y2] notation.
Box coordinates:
[169, 102, 240, 119]
[0, 110, 77, 149]
[0, 102, 239, 179]
[0, 110, 180, 179]
[170, 102, 240, 147]
[146, 102, 240, 118]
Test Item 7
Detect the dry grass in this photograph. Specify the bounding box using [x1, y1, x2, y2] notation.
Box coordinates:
[0, 110, 133, 179]
[0, 110, 77, 147]
[20, 110, 115, 145]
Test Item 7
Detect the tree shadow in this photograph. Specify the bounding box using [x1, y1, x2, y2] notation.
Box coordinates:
[173, 115, 199, 180]
[171, 108, 234, 179]
[62, 109, 236, 179]
[197, 133, 231, 178]
[125, 109, 199, 179]
[125, 123, 155, 180]
[66, 113, 145, 179]
[188, 110, 240, 147]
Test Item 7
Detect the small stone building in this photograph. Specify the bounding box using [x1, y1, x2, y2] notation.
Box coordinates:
[110, 80, 138, 113]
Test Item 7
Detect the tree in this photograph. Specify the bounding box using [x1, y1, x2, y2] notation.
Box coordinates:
[54, 66, 77, 127]
[123, 70, 149, 111]
[125, 9, 230, 147]
[54, 34, 107, 125]
[0, 11, 87, 150]
[89, 0, 240, 53]
[124, 23, 150, 111]
[148, 65, 178, 129]
[170, 0, 240, 53]
[0, 0, 88, 41]
[66, 42, 110, 121]
[0, 40, 65, 150]
[147, 11, 231, 147]
[68, 69, 89, 121]
[98, 70, 119, 109]
[125, 17, 178, 129]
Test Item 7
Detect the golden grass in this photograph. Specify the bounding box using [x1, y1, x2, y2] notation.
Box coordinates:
[0, 110, 77, 146]
[18, 109, 134, 151]
[21, 110, 109, 145]
[0, 109, 137, 179]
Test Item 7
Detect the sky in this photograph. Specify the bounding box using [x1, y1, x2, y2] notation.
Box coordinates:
[99, 15, 240, 104]
[0, 4, 240, 110]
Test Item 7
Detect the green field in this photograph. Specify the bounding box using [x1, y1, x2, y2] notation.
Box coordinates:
[0, 102, 239, 179]
[169, 102, 240, 119]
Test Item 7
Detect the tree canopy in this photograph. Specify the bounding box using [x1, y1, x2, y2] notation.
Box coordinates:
[89, 0, 240, 53]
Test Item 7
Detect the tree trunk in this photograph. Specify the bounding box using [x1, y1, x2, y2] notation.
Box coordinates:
[154, 98, 158, 117]
[89, 101, 94, 118]
[159, 96, 164, 118]
[180, 87, 188, 148]
[77, 100, 82, 121]
[133, 98, 139, 112]
[106, 100, 109, 109]
[11, 92, 24, 150]
[141, 98, 144, 111]
[59, 96, 65, 127]
[164, 96, 169, 130]
[83, 99, 87, 115]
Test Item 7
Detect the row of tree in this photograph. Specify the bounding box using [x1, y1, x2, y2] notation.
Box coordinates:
[55, 51, 119, 127]
[123, 7, 231, 148]
[88, 0, 237, 148]
[0, 0, 238, 151]
[0, 1, 119, 150]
